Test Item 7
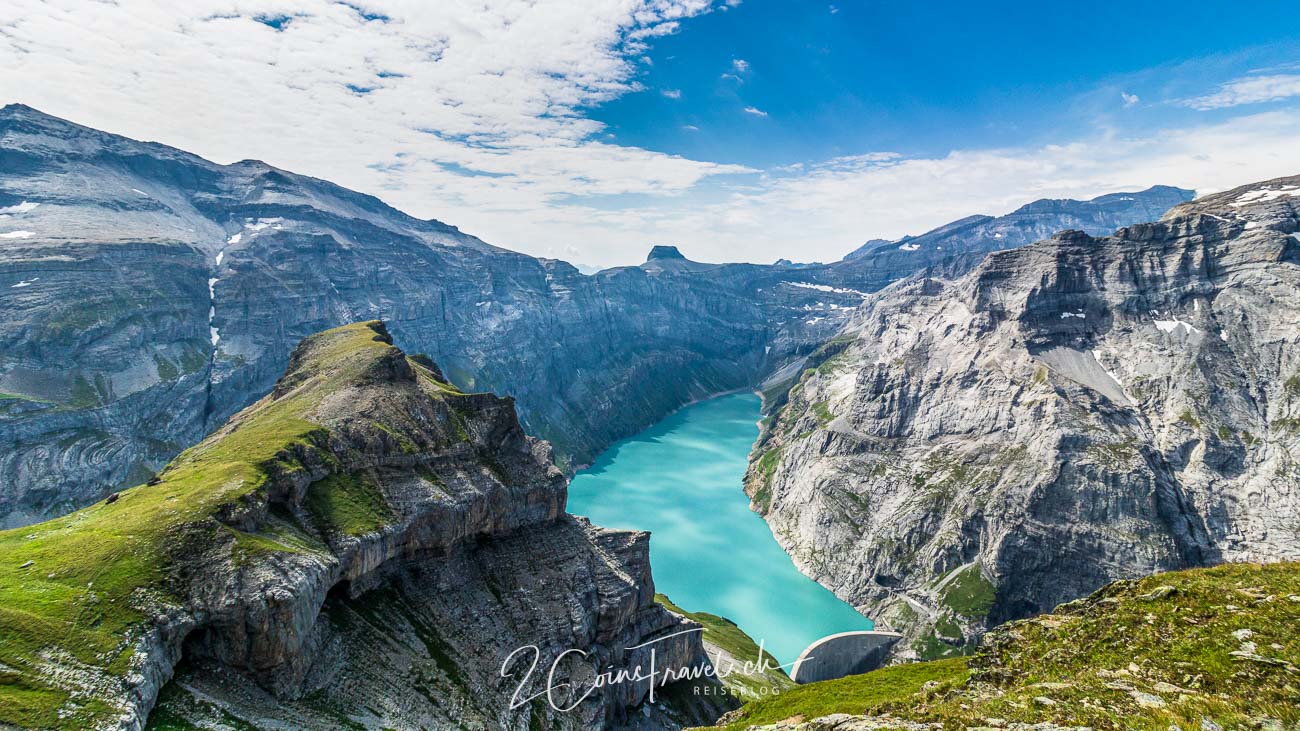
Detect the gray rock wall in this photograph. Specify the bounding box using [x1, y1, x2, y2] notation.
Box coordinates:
[749, 177, 1300, 660]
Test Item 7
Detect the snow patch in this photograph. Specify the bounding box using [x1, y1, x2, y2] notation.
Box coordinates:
[1245, 220, 1260, 230]
[1060, 312, 1086, 319]
[226, 233, 242, 245]
[215, 251, 225, 266]
[899, 243, 920, 251]
[1230, 186, 1300, 207]
[10, 278, 38, 288]
[132, 188, 149, 197]
[1090, 350, 1133, 400]
[244, 217, 283, 233]
[1154, 318, 1201, 335]
[207, 273, 222, 348]
[784, 281, 869, 297]
[0, 230, 35, 239]
[0, 201, 39, 214]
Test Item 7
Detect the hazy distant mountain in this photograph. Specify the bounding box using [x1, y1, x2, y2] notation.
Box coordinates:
[840, 186, 1195, 268]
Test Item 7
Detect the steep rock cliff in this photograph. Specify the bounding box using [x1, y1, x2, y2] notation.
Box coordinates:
[747, 176, 1300, 659]
[0, 322, 727, 730]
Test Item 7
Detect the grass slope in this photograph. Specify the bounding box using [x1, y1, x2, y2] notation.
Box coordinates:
[657, 594, 796, 701]
[0, 322, 399, 728]
[698, 561, 1300, 730]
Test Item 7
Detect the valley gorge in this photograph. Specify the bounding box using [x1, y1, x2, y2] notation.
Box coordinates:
[0, 104, 1193, 529]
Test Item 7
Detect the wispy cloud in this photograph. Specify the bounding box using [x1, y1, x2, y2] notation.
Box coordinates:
[661, 88, 682, 99]
[1184, 73, 1300, 110]
[4, 1, 1300, 270]
[1121, 91, 1140, 107]
[0, 0, 746, 237]
[532, 109, 1300, 267]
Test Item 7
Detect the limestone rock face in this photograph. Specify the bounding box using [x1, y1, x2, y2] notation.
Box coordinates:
[0, 104, 1191, 527]
[749, 176, 1300, 659]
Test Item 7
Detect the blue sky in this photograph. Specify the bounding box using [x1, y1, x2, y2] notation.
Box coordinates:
[3, 0, 1300, 267]
[594, 0, 1300, 168]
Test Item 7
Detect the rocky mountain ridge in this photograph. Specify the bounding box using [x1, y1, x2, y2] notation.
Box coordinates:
[745, 175, 1300, 660]
[0, 104, 1192, 528]
[0, 322, 728, 730]
[835, 186, 1194, 291]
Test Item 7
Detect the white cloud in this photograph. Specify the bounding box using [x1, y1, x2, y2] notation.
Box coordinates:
[0, 0, 747, 241]
[681, 124, 700, 131]
[732, 58, 750, 72]
[3, 2, 1300, 271]
[661, 88, 682, 99]
[1184, 73, 1300, 110]
[529, 109, 1300, 267]
[743, 106, 768, 117]
[1121, 92, 1139, 107]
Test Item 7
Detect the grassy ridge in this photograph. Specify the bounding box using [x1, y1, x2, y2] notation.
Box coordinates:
[699, 561, 1300, 730]
[700, 658, 969, 729]
[0, 322, 395, 728]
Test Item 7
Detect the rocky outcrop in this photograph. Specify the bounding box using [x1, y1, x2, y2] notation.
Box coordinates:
[0, 322, 730, 730]
[0, 104, 1192, 528]
[748, 176, 1300, 660]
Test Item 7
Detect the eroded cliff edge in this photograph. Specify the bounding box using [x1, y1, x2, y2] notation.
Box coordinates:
[0, 321, 727, 730]
[746, 176, 1300, 659]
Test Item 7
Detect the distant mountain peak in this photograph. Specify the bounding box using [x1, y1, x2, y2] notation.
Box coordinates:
[647, 244, 687, 261]
[840, 185, 1195, 262]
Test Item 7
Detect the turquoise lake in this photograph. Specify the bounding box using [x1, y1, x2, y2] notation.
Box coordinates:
[566, 392, 873, 667]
